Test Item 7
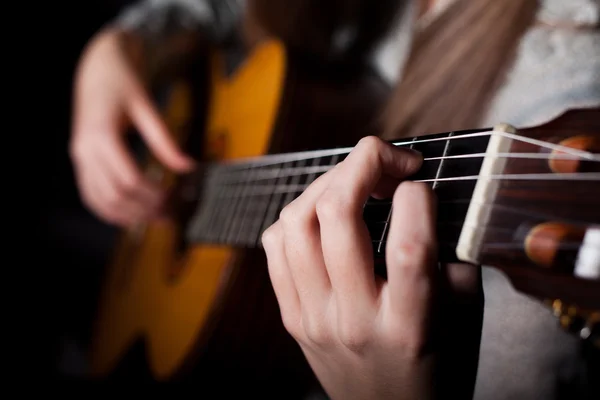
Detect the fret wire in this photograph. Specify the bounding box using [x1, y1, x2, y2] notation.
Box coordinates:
[212, 127, 598, 169]
[183, 124, 600, 247]
[217, 129, 493, 168]
[206, 151, 600, 187]
[196, 172, 599, 212]
[227, 167, 258, 244]
[377, 137, 419, 253]
[232, 167, 261, 245]
[281, 158, 307, 210]
[205, 176, 228, 241]
[189, 170, 219, 240]
[197, 170, 219, 241]
[247, 164, 284, 246]
[263, 155, 338, 237]
[433, 131, 453, 190]
[303, 155, 323, 185]
[220, 169, 251, 243]
[259, 161, 293, 237]
[377, 203, 392, 254]
[244, 183, 263, 246]
[257, 156, 325, 245]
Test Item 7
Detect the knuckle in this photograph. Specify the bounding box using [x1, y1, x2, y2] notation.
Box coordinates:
[303, 316, 331, 346]
[68, 139, 86, 163]
[315, 192, 350, 222]
[120, 174, 142, 192]
[388, 241, 433, 273]
[279, 203, 298, 226]
[280, 201, 315, 233]
[281, 311, 302, 341]
[382, 321, 427, 359]
[261, 224, 280, 249]
[356, 135, 383, 153]
[394, 181, 434, 205]
[337, 322, 371, 353]
[104, 189, 124, 209]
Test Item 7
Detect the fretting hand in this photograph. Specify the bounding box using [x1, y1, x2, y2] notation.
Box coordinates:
[262, 136, 483, 400]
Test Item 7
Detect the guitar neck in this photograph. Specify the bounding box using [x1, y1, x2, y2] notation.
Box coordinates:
[182, 127, 494, 263]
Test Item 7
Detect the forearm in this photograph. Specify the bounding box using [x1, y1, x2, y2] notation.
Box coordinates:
[108, 0, 242, 83]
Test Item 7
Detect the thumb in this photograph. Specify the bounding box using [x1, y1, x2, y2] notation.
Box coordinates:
[127, 86, 195, 172]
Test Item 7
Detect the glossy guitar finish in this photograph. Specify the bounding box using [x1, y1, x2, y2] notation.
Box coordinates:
[90, 37, 391, 390]
[475, 110, 600, 339]
[91, 40, 287, 379]
[183, 107, 600, 346]
[88, 34, 600, 386]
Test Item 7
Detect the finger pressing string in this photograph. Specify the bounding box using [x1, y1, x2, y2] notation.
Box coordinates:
[383, 181, 438, 327]
[318, 138, 422, 322]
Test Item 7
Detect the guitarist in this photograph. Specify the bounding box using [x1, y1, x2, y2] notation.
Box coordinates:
[69, 0, 598, 399]
[71, 0, 454, 395]
[70, 0, 403, 227]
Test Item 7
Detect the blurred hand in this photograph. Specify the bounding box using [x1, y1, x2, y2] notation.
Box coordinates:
[70, 29, 195, 226]
[262, 137, 483, 400]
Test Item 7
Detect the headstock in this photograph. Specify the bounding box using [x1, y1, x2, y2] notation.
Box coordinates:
[457, 107, 600, 345]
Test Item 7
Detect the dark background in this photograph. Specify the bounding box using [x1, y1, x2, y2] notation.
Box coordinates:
[38, 0, 135, 379]
[29, 1, 600, 388]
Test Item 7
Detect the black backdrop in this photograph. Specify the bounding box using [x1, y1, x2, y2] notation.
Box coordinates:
[38, 0, 136, 379]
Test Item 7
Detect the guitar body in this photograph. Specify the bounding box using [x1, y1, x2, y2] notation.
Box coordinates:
[89, 37, 391, 392]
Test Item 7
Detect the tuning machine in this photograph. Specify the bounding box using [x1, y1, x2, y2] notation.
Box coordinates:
[546, 299, 599, 348]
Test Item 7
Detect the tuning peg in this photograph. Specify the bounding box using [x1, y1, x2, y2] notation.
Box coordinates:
[579, 313, 599, 348]
[546, 299, 600, 349]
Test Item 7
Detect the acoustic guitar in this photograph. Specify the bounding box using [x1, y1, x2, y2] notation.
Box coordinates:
[89, 37, 600, 389]
[89, 37, 391, 391]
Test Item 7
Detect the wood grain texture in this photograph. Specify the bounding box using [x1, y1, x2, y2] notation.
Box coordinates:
[477, 108, 600, 310]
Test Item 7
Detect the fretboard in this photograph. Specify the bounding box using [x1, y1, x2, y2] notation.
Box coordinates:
[183, 128, 493, 263]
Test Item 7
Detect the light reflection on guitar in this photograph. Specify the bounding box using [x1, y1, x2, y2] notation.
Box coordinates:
[88, 36, 600, 387]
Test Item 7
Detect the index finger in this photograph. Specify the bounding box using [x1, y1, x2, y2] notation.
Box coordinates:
[317, 137, 423, 320]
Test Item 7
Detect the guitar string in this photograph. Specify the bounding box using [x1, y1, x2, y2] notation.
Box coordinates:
[369, 239, 598, 252]
[365, 201, 594, 227]
[371, 221, 593, 241]
[186, 128, 599, 246]
[198, 236, 599, 253]
[198, 173, 600, 201]
[193, 220, 600, 252]
[194, 203, 595, 245]
[366, 220, 572, 235]
[210, 128, 600, 168]
[204, 152, 600, 184]
[190, 199, 598, 247]
[188, 126, 599, 244]
[188, 180, 598, 242]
